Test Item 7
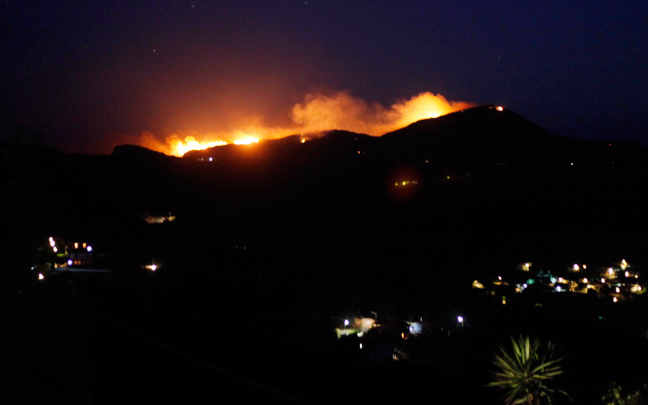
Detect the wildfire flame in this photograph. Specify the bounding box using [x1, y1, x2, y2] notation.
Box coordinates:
[232, 137, 260, 145]
[130, 91, 474, 157]
[170, 136, 228, 156]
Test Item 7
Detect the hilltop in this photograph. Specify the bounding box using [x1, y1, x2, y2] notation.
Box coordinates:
[1, 105, 647, 287]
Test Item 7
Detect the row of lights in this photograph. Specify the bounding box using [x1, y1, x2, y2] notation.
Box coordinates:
[49, 237, 93, 253]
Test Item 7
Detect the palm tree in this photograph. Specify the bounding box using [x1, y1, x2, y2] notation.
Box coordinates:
[488, 335, 568, 404]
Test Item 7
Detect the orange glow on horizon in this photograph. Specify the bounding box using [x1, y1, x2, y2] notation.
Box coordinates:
[130, 91, 475, 157]
[170, 136, 228, 156]
[232, 137, 259, 145]
[161, 135, 259, 157]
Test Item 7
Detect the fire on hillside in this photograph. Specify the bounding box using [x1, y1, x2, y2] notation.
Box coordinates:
[129, 91, 474, 157]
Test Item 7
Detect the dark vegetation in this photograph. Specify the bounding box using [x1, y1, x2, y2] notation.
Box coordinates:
[1, 106, 648, 403]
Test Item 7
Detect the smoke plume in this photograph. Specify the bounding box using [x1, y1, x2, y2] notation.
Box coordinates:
[124, 91, 474, 156]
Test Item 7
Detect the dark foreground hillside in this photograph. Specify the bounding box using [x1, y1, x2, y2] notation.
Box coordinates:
[3, 262, 648, 404]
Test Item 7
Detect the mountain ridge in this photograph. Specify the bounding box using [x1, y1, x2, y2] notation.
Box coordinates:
[2, 105, 647, 278]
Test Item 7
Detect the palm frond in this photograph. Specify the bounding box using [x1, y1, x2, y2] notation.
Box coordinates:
[488, 335, 568, 405]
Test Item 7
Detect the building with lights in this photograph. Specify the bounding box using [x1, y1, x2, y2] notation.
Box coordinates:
[35, 237, 111, 279]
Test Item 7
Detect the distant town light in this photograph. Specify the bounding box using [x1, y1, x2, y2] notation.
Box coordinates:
[496, 106, 504, 112]
[38, 273, 44, 280]
[74, 242, 79, 249]
[87, 245, 93, 252]
[573, 264, 580, 271]
[67, 259, 73, 266]
[344, 319, 349, 326]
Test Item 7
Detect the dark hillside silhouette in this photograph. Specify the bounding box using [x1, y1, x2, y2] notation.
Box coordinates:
[2, 106, 648, 284]
[2, 108, 648, 404]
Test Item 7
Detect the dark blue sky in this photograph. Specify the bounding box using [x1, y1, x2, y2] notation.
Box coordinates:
[2, 0, 646, 153]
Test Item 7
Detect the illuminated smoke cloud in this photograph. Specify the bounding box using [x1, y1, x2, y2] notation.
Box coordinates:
[291, 91, 474, 136]
[137, 131, 170, 153]
[125, 91, 475, 156]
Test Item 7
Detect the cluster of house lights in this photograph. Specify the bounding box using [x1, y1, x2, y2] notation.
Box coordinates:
[475, 259, 642, 304]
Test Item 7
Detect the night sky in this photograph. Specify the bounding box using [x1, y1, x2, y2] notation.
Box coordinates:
[2, 0, 646, 154]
